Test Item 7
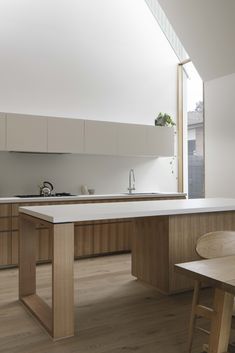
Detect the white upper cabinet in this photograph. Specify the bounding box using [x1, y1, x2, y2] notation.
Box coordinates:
[3, 113, 174, 156]
[6, 114, 47, 152]
[145, 126, 175, 156]
[48, 117, 84, 153]
[117, 123, 146, 156]
[84, 120, 117, 155]
[0, 114, 6, 151]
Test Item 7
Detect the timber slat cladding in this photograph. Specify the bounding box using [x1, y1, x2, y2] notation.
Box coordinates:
[0, 231, 12, 265]
[37, 228, 52, 261]
[132, 216, 170, 293]
[11, 230, 19, 264]
[0, 218, 11, 231]
[11, 216, 18, 230]
[0, 204, 12, 265]
[0, 204, 11, 218]
[168, 211, 235, 292]
[131, 211, 235, 294]
[11, 203, 20, 216]
[74, 220, 132, 257]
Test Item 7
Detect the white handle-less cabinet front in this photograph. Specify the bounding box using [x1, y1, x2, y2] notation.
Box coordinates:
[48, 117, 84, 153]
[6, 114, 47, 152]
[3, 113, 174, 156]
[117, 123, 174, 157]
[117, 123, 146, 156]
[0, 114, 6, 151]
[145, 126, 174, 156]
[84, 120, 117, 155]
[85, 121, 174, 157]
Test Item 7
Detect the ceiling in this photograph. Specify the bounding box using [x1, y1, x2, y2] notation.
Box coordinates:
[157, 0, 235, 81]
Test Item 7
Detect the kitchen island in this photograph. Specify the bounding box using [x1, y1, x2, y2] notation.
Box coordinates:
[19, 198, 235, 339]
[0, 192, 185, 267]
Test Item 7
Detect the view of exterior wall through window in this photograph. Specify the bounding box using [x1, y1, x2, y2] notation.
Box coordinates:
[183, 62, 204, 198]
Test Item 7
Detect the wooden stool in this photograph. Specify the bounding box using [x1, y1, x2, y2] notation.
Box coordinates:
[188, 231, 235, 353]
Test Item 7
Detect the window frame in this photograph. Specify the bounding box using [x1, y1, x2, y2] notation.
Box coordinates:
[177, 60, 205, 197]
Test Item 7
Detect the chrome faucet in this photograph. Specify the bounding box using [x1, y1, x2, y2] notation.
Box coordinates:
[127, 169, 135, 194]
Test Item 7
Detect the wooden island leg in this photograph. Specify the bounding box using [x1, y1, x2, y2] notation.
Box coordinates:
[208, 288, 234, 353]
[52, 223, 74, 339]
[19, 216, 37, 298]
[132, 216, 170, 294]
[19, 216, 75, 340]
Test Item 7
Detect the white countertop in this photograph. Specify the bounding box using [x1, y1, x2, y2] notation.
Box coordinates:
[0, 192, 186, 204]
[19, 198, 235, 224]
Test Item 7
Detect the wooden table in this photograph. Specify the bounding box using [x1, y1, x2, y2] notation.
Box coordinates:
[175, 256, 235, 353]
[18, 198, 235, 340]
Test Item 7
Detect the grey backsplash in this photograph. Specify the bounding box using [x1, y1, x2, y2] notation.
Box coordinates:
[0, 152, 177, 197]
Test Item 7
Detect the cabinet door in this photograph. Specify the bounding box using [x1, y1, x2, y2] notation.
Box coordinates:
[0, 204, 11, 265]
[84, 120, 117, 155]
[0, 114, 6, 151]
[6, 114, 47, 152]
[145, 126, 174, 157]
[0, 232, 11, 265]
[48, 117, 84, 153]
[117, 123, 146, 156]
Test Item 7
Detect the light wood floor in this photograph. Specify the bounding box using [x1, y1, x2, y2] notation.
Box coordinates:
[0, 254, 221, 353]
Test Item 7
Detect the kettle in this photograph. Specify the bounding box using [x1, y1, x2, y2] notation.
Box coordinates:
[39, 181, 54, 196]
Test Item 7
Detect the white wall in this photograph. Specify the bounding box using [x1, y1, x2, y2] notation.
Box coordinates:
[0, 0, 178, 196]
[205, 72, 235, 197]
[157, 0, 235, 81]
[0, 0, 178, 123]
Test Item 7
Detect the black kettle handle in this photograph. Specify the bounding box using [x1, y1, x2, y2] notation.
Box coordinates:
[43, 181, 54, 191]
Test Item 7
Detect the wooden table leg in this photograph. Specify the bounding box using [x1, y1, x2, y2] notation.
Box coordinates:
[208, 288, 234, 353]
[52, 223, 74, 339]
[19, 217, 37, 298]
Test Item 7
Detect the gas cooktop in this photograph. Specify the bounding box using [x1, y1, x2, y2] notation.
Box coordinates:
[15, 192, 76, 198]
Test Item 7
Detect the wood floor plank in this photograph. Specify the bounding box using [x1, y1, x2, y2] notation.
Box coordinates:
[0, 254, 231, 353]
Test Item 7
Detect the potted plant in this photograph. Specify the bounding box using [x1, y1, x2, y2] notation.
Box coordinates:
[155, 112, 176, 127]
